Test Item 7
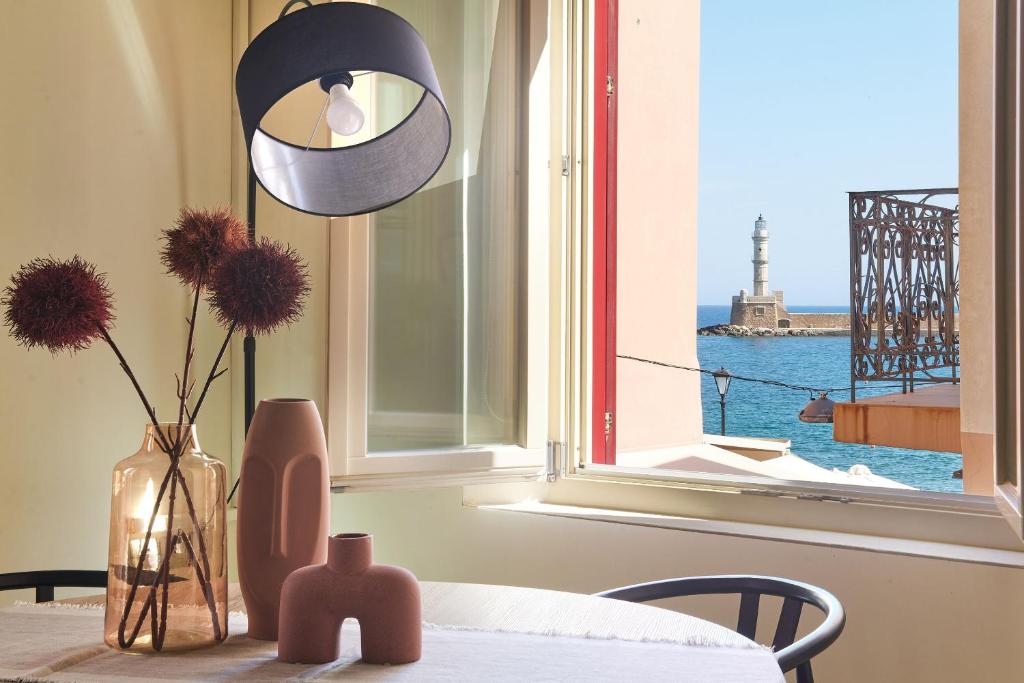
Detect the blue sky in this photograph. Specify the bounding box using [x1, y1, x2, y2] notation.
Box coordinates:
[698, 0, 958, 305]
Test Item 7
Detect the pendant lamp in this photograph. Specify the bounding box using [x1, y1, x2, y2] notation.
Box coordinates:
[232, 0, 451, 462]
[235, 1, 452, 217]
[799, 392, 836, 424]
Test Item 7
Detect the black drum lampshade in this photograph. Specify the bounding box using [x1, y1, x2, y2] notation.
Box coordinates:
[235, 1, 452, 217]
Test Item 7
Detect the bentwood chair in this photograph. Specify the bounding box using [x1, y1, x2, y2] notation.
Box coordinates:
[595, 575, 845, 683]
[0, 570, 107, 603]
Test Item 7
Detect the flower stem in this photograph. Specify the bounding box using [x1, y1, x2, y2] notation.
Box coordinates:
[101, 297, 232, 649]
[174, 468, 222, 637]
[153, 464, 179, 651]
[174, 283, 203, 451]
[115, 454, 223, 650]
[97, 325, 175, 456]
[118, 530, 172, 649]
[188, 321, 236, 425]
[177, 526, 224, 642]
[116, 460, 175, 648]
[101, 298, 228, 649]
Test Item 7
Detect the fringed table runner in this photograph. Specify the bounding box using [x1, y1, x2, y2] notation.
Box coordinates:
[0, 582, 782, 682]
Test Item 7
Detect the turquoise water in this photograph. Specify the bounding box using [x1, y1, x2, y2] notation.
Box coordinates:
[693, 305, 962, 493]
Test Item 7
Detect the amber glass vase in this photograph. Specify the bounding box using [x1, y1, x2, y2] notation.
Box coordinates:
[104, 423, 228, 652]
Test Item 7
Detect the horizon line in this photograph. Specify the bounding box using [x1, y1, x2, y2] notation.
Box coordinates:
[697, 302, 850, 307]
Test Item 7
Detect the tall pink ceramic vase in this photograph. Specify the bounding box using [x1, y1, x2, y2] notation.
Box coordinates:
[237, 399, 330, 641]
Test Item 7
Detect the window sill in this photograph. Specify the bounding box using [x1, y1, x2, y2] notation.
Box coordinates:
[462, 474, 1024, 562]
[332, 445, 545, 491]
[473, 499, 1024, 569]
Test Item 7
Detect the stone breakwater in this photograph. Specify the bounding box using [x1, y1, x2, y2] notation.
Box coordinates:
[698, 324, 849, 337]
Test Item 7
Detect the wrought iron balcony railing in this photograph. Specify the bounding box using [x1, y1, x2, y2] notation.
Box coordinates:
[848, 188, 959, 401]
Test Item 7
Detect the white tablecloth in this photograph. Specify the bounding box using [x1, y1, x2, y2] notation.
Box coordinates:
[0, 582, 783, 682]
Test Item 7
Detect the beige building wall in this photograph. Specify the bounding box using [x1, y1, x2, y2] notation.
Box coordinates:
[614, 0, 703, 452]
[0, 0, 235, 586]
[958, 0, 997, 496]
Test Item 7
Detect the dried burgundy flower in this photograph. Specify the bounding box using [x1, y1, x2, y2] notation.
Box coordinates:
[2, 256, 115, 353]
[207, 237, 309, 335]
[160, 207, 249, 288]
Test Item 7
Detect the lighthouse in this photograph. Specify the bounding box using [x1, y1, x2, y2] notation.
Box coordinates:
[729, 213, 787, 329]
[719, 213, 850, 333]
[752, 213, 769, 296]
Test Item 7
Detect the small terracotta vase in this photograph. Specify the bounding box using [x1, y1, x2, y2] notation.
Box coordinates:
[277, 533, 421, 665]
[237, 399, 330, 641]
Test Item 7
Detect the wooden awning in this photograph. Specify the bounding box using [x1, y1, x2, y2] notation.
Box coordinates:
[833, 384, 960, 453]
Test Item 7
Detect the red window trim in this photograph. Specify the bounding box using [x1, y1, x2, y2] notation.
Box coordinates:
[592, 0, 617, 465]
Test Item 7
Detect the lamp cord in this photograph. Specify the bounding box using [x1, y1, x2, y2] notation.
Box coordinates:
[250, 67, 371, 175]
[249, 92, 331, 179]
[304, 93, 331, 151]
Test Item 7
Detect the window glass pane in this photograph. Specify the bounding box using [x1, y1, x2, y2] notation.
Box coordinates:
[367, 0, 520, 452]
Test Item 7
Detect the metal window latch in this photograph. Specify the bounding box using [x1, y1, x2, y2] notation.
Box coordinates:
[739, 489, 852, 503]
[561, 154, 570, 177]
[546, 440, 567, 482]
[604, 411, 614, 437]
[606, 75, 615, 96]
[739, 488, 786, 498]
[796, 493, 853, 503]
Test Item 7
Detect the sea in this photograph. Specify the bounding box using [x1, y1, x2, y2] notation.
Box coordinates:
[694, 305, 962, 493]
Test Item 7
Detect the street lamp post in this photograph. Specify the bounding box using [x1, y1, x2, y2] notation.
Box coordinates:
[711, 367, 732, 436]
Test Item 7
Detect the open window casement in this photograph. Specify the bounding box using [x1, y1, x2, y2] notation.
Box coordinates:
[325, 0, 566, 490]
[993, 0, 1024, 537]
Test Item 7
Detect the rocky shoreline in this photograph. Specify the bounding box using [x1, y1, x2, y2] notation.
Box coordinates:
[697, 324, 849, 337]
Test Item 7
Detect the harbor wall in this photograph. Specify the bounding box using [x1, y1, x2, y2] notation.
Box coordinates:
[787, 312, 851, 329]
[729, 298, 851, 331]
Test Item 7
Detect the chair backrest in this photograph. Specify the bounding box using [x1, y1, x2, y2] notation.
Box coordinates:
[595, 574, 845, 673]
[0, 570, 107, 603]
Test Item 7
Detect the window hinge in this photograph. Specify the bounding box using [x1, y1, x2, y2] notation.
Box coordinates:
[606, 75, 615, 96]
[604, 411, 614, 437]
[561, 154, 570, 177]
[546, 440, 567, 482]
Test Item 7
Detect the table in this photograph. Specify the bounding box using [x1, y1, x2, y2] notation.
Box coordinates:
[0, 582, 783, 682]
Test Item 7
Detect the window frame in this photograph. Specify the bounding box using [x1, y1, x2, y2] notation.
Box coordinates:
[590, 0, 617, 465]
[556, 0, 1024, 536]
[993, 0, 1024, 537]
[323, 0, 1024, 549]
[325, 0, 564, 489]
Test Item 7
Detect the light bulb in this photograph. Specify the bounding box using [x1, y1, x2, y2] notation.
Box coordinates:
[326, 83, 365, 136]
